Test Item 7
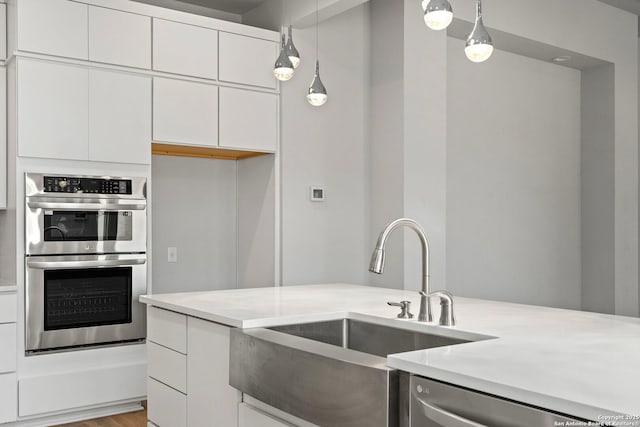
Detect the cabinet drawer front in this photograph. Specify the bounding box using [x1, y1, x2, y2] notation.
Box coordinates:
[18, 0, 88, 60]
[148, 342, 186, 393]
[153, 19, 218, 80]
[219, 87, 277, 152]
[0, 324, 16, 373]
[148, 307, 187, 354]
[153, 78, 219, 147]
[0, 373, 17, 424]
[89, 6, 151, 69]
[148, 378, 186, 427]
[0, 293, 16, 323]
[218, 32, 277, 89]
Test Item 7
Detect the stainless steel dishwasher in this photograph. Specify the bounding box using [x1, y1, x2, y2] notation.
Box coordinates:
[409, 375, 588, 426]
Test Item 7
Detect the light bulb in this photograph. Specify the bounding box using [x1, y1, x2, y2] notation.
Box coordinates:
[274, 33, 295, 81]
[307, 92, 327, 107]
[465, 0, 493, 63]
[307, 60, 327, 107]
[423, 0, 453, 30]
[285, 25, 301, 69]
[464, 43, 494, 63]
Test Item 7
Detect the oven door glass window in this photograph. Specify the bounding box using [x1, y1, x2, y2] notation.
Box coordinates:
[44, 267, 132, 330]
[43, 211, 133, 242]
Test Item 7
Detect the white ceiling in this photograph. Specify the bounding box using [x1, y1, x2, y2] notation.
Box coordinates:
[141, 0, 640, 20]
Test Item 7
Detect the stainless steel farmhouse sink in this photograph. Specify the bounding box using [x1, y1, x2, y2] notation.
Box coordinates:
[229, 319, 480, 427]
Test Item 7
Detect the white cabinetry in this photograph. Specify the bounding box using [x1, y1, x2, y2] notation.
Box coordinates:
[89, 6, 151, 69]
[153, 78, 218, 147]
[153, 19, 217, 80]
[0, 292, 17, 424]
[17, 0, 88, 60]
[89, 70, 151, 164]
[239, 403, 293, 427]
[218, 32, 277, 89]
[146, 307, 240, 427]
[0, 4, 7, 60]
[219, 87, 277, 152]
[17, 58, 88, 160]
[0, 67, 6, 209]
[17, 58, 151, 164]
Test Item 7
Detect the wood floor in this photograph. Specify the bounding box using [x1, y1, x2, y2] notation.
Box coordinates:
[54, 406, 147, 427]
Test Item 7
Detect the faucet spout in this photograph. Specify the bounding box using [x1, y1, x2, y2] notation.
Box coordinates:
[369, 218, 432, 322]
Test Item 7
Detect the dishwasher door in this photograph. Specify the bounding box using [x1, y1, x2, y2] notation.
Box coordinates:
[409, 375, 586, 427]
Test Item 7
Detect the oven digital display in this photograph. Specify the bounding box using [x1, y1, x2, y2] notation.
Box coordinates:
[44, 267, 133, 331]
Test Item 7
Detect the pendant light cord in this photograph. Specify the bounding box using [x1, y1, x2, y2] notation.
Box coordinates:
[315, 0, 319, 60]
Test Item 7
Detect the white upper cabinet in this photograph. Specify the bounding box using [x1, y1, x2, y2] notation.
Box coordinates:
[89, 70, 152, 164]
[218, 32, 277, 89]
[17, 0, 88, 60]
[153, 78, 219, 147]
[17, 59, 89, 160]
[0, 4, 7, 60]
[89, 6, 151, 69]
[153, 19, 218, 80]
[0, 68, 6, 209]
[219, 87, 277, 152]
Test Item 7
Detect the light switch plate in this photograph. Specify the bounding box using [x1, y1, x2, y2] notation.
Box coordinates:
[168, 247, 177, 263]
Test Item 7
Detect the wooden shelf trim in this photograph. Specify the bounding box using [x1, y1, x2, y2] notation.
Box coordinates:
[151, 142, 271, 161]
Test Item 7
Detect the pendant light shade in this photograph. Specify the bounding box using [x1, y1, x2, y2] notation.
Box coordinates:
[423, 0, 453, 31]
[465, 0, 493, 62]
[308, 0, 327, 107]
[307, 60, 327, 106]
[285, 25, 300, 69]
[274, 33, 294, 81]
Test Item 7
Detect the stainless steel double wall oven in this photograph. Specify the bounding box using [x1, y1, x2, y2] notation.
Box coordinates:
[25, 173, 148, 353]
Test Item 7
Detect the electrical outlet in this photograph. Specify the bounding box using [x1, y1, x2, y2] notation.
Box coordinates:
[168, 247, 178, 263]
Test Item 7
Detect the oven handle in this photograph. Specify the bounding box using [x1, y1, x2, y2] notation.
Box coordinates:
[27, 258, 146, 269]
[415, 396, 487, 427]
[27, 201, 146, 210]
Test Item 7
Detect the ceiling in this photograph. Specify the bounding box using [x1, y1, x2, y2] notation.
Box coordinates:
[142, 0, 640, 19]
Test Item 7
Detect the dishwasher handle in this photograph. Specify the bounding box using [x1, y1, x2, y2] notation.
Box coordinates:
[415, 396, 487, 427]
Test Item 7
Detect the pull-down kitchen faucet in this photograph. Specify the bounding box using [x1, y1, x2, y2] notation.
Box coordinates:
[369, 218, 455, 326]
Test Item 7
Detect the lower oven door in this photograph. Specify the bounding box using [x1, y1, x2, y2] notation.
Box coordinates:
[25, 253, 147, 353]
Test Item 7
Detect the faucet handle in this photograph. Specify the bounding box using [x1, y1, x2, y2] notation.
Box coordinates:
[387, 300, 414, 319]
[420, 291, 455, 326]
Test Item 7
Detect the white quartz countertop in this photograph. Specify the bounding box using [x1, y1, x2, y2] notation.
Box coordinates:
[140, 284, 640, 423]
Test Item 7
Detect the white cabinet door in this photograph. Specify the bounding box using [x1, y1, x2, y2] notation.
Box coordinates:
[0, 373, 17, 424]
[153, 78, 218, 147]
[219, 87, 277, 152]
[0, 324, 16, 374]
[0, 67, 5, 209]
[0, 4, 7, 60]
[17, 59, 89, 160]
[89, 70, 151, 164]
[218, 32, 277, 89]
[153, 19, 218, 80]
[187, 318, 240, 427]
[147, 378, 186, 427]
[89, 6, 151, 69]
[17, 0, 88, 60]
[239, 403, 293, 427]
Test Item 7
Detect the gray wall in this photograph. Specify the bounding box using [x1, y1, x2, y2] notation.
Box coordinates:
[581, 64, 615, 314]
[445, 37, 582, 309]
[151, 155, 237, 293]
[280, 3, 371, 286]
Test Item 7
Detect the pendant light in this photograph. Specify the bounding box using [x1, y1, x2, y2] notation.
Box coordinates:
[307, 0, 327, 107]
[285, 25, 300, 69]
[274, 33, 294, 81]
[465, 0, 494, 63]
[422, 0, 453, 31]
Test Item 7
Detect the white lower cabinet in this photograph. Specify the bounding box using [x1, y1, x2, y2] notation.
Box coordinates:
[0, 373, 17, 424]
[146, 307, 240, 427]
[238, 403, 293, 427]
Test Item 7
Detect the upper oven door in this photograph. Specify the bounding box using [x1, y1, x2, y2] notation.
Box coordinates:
[26, 197, 147, 255]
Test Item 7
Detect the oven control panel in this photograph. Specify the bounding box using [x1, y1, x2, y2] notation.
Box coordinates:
[43, 176, 132, 194]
